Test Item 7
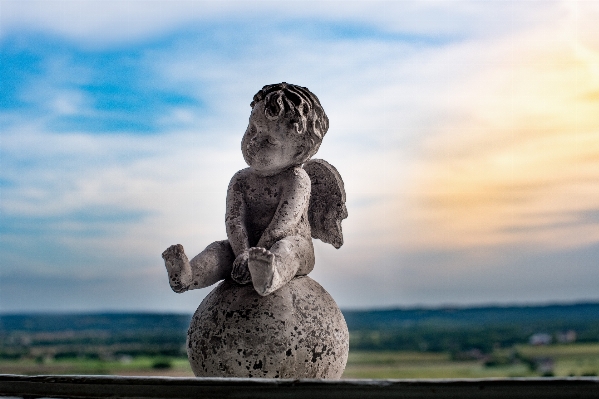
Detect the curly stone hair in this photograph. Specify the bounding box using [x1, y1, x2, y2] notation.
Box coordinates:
[251, 82, 329, 160]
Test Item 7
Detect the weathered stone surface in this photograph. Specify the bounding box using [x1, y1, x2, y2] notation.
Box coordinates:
[162, 83, 349, 379]
[187, 275, 349, 378]
[304, 159, 348, 249]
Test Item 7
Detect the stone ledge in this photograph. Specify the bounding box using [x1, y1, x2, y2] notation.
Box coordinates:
[1, 374, 598, 399]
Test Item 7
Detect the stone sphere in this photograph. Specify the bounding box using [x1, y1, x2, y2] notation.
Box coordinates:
[187, 275, 349, 378]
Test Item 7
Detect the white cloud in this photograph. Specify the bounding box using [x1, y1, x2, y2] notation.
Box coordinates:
[1, 0, 559, 47]
[3, 0, 599, 311]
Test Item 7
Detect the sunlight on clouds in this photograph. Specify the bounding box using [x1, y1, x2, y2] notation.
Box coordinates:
[405, 7, 599, 251]
[3, 0, 599, 310]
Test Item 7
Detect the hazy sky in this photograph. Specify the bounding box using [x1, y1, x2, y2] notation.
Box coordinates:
[1, 1, 598, 312]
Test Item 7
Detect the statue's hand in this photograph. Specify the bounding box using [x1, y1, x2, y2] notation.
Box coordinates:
[162, 244, 191, 293]
[231, 251, 251, 285]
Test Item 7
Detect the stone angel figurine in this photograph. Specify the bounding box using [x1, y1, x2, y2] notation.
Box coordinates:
[162, 83, 347, 296]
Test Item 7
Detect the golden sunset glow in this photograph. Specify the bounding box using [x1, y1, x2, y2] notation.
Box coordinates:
[407, 12, 599, 251]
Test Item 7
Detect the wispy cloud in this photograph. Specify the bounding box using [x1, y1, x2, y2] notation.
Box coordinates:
[1, 1, 557, 46]
[1, 0, 598, 311]
[403, 6, 599, 251]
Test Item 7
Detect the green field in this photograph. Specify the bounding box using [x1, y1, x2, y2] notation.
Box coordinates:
[2, 344, 598, 378]
[344, 344, 599, 379]
[2, 309, 598, 378]
[0, 356, 195, 377]
[344, 351, 531, 379]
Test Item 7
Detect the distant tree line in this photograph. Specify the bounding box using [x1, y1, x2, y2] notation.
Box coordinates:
[1, 303, 599, 360]
[0, 313, 191, 360]
[345, 303, 599, 353]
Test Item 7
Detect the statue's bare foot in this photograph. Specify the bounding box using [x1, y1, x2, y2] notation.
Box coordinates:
[248, 247, 276, 296]
[162, 244, 191, 293]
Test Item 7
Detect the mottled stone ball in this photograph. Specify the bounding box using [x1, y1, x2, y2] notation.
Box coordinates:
[187, 276, 349, 378]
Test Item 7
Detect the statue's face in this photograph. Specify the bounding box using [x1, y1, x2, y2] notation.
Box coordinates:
[242, 102, 307, 175]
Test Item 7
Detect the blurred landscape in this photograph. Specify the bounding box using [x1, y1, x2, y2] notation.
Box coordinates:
[1, 303, 598, 378]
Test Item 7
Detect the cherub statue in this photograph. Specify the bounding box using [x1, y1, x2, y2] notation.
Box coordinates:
[162, 83, 347, 297]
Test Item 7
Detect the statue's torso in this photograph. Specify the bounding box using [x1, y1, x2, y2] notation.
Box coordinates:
[239, 167, 310, 247]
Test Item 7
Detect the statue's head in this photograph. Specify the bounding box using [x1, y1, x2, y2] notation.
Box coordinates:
[242, 83, 329, 175]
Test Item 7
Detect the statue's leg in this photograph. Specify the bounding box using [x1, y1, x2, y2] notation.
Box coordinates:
[248, 235, 314, 296]
[162, 240, 234, 293]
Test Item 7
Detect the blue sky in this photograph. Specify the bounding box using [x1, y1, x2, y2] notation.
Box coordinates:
[1, 1, 599, 312]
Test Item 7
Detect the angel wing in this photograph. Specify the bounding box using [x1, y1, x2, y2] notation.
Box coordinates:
[303, 159, 348, 249]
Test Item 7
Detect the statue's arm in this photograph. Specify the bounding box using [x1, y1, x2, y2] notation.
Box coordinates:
[257, 168, 311, 249]
[225, 170, 250, 257]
